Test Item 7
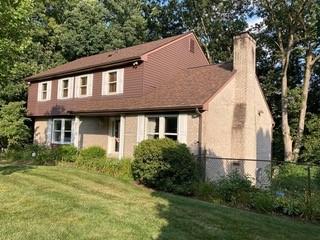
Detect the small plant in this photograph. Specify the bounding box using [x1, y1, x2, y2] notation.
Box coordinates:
[54, 145, 78, 162]
[250, 191, 274, 213]
[77, 146, 106, 168]
[193, 181, 216, 201]
[213, 171, 253, 207]
[132, 138, 198, 195]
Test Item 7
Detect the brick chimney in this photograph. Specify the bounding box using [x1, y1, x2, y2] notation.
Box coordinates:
[231, 32, 257, 160]
[233, 32, 256, 103]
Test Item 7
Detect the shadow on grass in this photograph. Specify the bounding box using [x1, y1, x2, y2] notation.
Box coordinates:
[0, 164, 35, 175]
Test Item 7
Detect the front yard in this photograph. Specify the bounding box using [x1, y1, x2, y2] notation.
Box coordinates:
[0, 163, 319, 240]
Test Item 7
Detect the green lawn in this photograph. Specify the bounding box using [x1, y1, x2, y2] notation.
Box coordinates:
[0, 164, 319, 240]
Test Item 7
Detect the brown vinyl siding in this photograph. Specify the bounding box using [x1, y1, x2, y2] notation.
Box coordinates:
[27, 64, 144, 116]
[143, 34, 208, 93]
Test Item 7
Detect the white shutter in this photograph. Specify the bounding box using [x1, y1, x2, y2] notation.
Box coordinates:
[101, 72, 107, 95]
[57, 80, 62, 99]
[87, 74, 93, 96]
[37, 83, 42, 101]
[74, 76, 80, 98]
[178, 113, 188, 143]
[69, 77, 74, 98]
[117, 69, 124, 94]
[46, 119, 52, 146]
[119, 115, 125, 159]
[136, 115, 145, 143]
[47, 81, 52, 100]
[73, 116, 81, 148]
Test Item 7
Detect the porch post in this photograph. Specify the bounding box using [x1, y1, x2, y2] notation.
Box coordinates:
[119, 115, 125, 159]
[73, 115, 81, 149]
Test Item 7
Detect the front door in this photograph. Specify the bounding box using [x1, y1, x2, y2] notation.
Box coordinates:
[108, 118, 120, 154]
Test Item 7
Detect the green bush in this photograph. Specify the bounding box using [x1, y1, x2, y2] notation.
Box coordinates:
[250, 191, 275, 213]
[132, 138, 198, 195]
[75, 146, 132, 179]
[77, 146, 106, 167]
[213, 171, 253, 207]
[5, 144, 58, 165]
[54, 145, 78, 162]
[193, 181, 216, 201]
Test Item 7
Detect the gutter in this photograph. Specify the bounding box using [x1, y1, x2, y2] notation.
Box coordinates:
[66, 105, 204, 116]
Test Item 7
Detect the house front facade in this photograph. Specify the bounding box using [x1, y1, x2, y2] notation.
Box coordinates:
[26, 32, 273, 184]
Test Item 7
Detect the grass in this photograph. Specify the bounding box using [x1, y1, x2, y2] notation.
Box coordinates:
[0, 164, 319, 240]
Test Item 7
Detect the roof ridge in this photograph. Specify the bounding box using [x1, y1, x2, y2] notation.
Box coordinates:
[62, 32, 191, 64]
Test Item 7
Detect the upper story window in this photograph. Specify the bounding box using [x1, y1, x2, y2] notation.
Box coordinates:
[57, 77, 73, 99]
[75, 74, 93, 98]
[37, 81, 51, 101]
[102, 69, 124, 95]
[52, 118, 73, 144]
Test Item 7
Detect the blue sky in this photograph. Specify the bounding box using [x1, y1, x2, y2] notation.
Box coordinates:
[246, 16, 263, 28]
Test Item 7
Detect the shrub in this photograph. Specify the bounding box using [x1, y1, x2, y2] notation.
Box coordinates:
[250, 191, 275, 213]
[213, 171, 253, 207]
[5, 144, 58, 165]
[54, 145, 78, 162]
[132, 138, 197, 195]
[193, 181, 216, 201]
[77, 146, 106, 167]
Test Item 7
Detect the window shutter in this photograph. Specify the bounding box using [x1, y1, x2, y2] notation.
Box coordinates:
[101, 72, 107, 95]
[47, 81, 52, 100]
[46, 119, 52, 146]
[117, 69, 124, 94]
[136, 115, 145, 143]
[74, 77, 79, 98]
[119, 115, 125, 159]
[69, 77, 74, 98]
[57, 80, 62, 99]
[178, 113, 188, 143]
[37, 83, 42, 101]
[87, 74, 93, 96]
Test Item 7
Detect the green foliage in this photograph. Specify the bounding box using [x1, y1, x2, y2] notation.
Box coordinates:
[75, 146, 132, 179]
[6, 144, 57, 165]
[182, 0, 251, 63]
[193, 181, 216, 202]
[303, 114, 320, 161]
[77, 146, 106, 162]
[0, 102, 30, 148]
[213, 171, 253, 207]
[249, 191, 274, 213]
[54, 145, 78, 162]
[132, 138, 198, 195]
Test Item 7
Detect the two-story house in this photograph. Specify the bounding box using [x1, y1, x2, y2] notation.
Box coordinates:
[26, 32, 273, 183]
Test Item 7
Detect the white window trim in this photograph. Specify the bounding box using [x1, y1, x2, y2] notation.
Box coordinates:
[75, 74, 93, 98]
[37, 81, 52, 102]
[51, 118, 74, 145]
[102, 68, 124, 95]
[144, 114, 179, 140]
[57, 77, 74, 99]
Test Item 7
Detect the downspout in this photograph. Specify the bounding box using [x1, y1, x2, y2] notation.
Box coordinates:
[195, 107, 205, 180]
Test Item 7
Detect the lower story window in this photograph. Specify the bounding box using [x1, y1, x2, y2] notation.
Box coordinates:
[146, 117, 159, 139]
[146, 115, 177, 140]
[52, 119, 73, 144]
[164, 116, 178, 140]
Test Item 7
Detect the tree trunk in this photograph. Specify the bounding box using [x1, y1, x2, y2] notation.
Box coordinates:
[281, 53, 294, 161]
[292, 51, 313, 161]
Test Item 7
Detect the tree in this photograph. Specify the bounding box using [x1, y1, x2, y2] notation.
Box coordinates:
[182, 0, 251, 63]
[142, 0, 186, 40]
[257, 0, 320, 162]
[0, 102, 30, 148]
[60, 0, 110, 61]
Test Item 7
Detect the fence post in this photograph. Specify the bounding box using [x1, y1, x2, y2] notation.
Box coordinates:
[305, 164, 312, 220]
